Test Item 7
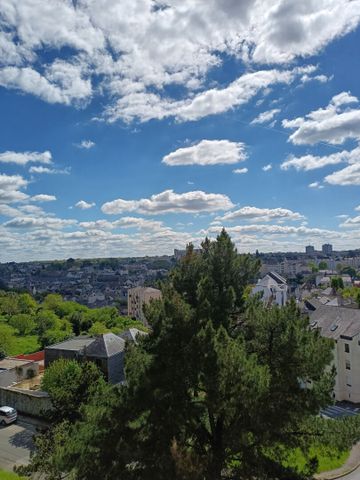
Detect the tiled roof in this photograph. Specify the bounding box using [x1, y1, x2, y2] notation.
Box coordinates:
[85, 333, 125, 358]
[309, 305, 360, 340]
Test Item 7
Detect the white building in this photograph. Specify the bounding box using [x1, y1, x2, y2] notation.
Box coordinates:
[309, 305, 360, 403]
[252, 272, 288, 307]
[127, 287, 162, 325]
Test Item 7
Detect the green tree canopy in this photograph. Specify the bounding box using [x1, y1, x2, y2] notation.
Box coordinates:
[9, 314, 36, 336]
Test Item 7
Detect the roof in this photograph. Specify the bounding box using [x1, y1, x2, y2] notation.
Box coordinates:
[45, 336, 94, 352]
[309, 306, 360, 340]
[15, 351, 44, 362]
[0, 406, 15, 414]
[85, 333, 125, 358]
[119, 328, 147, 344]
[0, 358, 33, 371]
[267, 271, 287, 285]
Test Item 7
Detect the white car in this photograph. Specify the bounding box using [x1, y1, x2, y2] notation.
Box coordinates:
[0, 406, 17, 426]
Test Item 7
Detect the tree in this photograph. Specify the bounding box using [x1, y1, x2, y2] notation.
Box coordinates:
[41, 358, 105, 423]
[88, 321, 110, 335]
[331, 277, 344, 291]
[22, 231, 335, 480]
[0, 323, 15, 356]
[9, 313, 36, 335]
[318, 261, 328, 270]
[17, 293, 37, 314]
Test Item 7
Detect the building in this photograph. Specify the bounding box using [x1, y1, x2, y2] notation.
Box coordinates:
[0, 357, 39, 388]
[322, 243, 333, 256]
[308, 305, 360, 403]
[252, 271, 288, 306]
[45, 333, 126, 384]
[119, 328, 147, 344]
[306, 245, 315, 255]
[127, 287, 162, 325]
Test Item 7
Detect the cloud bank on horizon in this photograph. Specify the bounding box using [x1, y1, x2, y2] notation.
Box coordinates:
[0, 0, 360, 260]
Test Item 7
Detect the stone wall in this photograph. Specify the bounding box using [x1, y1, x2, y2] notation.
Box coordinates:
[0, 386, 51, 418]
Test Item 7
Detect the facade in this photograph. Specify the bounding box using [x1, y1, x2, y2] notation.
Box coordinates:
[45, 334, 126, 384]
[0, 358, 39, 388]
[322, 243, 333, 255]
[306, 245, 315, 255]
[127, 287, 162, 325]
[252, 271, 288, 306]
[309, 305, 360, 403]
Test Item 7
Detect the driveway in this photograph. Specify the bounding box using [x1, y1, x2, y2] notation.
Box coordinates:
[0, 417, 36, 471]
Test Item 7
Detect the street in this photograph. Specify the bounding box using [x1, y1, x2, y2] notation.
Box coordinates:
[0, 417, 36, 472]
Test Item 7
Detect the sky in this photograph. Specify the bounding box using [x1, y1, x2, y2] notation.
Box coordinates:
[1, 0, 360, 261]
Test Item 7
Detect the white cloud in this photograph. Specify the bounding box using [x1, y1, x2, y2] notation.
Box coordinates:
[325, 163, 360, 186]
[1, 1, 358, 122]
[29, 166, 70, 175]
[283, 92, 360, 145]
[281, 146, 360, 171]
[233, 167, 248, 174]
[308, 181, 324, 189]
[162, 140, 247, 167]
[339, 216, 360, 228]
[251, 108, 280, 125]
[101, 189, 234, 215]
[0, 150, 52, 165]
[31, 194, 57, 202]
[262, 164, 272, 171]
[76, 140, 95, 149]
[75, 200, 96, 209]
[219, 206, 305, 223]
[4, 216, 76, 229]
[0, 173, 28, 203]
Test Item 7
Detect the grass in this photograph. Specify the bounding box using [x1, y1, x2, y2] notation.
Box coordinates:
[285, 445, 350, 473]
[7, 335, 40, 356]
[0, 470, 26, 480]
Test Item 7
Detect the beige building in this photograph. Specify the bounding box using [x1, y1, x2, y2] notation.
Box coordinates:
[309, 305, 360, 403]
[127, 287, 162, 325]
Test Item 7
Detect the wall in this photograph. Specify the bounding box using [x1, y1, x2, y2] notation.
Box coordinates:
[0, 361, 39, 388]
[0, 386, 51, 418]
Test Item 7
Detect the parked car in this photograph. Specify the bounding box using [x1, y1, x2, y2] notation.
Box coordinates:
[0, 406, 17, 426]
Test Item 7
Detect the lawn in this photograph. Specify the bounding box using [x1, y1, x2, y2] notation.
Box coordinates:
[7, 335, 40, 356]
[0, 470, 26, 480]
[285, 445, 350, 473]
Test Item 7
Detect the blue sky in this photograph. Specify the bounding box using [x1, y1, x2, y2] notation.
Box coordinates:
[1, 0, 360, 261]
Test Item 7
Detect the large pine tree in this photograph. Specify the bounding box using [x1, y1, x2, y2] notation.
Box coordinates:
[23, 230, 334, 480]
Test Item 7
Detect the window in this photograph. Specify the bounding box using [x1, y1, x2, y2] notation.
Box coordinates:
[346, 359, 351, 370]
[346, 375, 352, 387]
[345, 343, 350, 353]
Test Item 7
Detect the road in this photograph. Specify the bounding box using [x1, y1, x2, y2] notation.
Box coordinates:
[0, 417, 36, 472]
[340, 465, 360, 480]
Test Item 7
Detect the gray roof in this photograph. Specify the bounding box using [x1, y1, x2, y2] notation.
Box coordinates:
[268, 271, 287, 285]
[85, 333, 125, 358]
[45, 336, 94, 351]
[309, 306, 360, 340]
[119, 328, 147, 344]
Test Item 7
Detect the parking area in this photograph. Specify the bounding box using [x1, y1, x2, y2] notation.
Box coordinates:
[0, 417, 36, 472]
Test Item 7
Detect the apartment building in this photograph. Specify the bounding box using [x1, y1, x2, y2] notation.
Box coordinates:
[127, 287, 162, 325]
[252, 272, 288, 306]
[309, 305, 360, 403]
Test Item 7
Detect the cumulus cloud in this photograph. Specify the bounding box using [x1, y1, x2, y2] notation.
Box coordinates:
[233, 167, 248, 174]
[262, 164, 272, 171]
[309, 181, 324, 189]
[219, 206, 305, 223]
[0, 173, 28, 203]
[1, 1, 358, 122]
[101, 189, 234, 215]
[4, 216, 76, 229]
[251, 108, 280, 125]
[75, 200, 96, 209]
[29, 166, 70, 175]
[325, 163, 360, 186]
[76, 140, 95, 149]
[339, 216, 360, 228]
[283, 92, 360, 145]
[0, 150, 52, 165]
[162, 140, 247, 167]
[31, 194, 57, 202]
[281, 146, 360, 171]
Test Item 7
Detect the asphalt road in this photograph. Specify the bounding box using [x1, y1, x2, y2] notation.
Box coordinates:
[0, 417, 36, 472]
[340, 465, 360, 480]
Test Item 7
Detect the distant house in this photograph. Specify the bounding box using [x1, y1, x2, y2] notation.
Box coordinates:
[45, 333, 126, 384]
[252, 271, 288, 306]
[127, 287, 162, 325]
[119, 328, 148, 344]
[309, 305, 360, 403]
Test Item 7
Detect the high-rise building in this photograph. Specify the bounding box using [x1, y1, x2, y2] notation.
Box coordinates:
[305, 245, 315, 255]
[128, 287, 162, 325]
[322, 243, 333, 256]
